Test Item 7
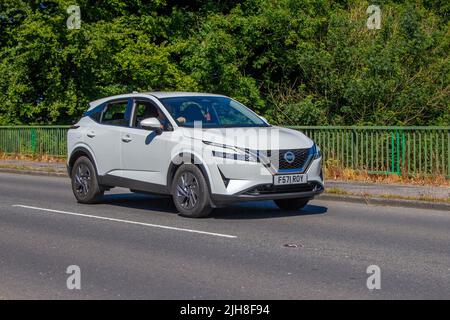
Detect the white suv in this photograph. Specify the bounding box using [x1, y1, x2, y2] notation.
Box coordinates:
[67, 92, 324, 218]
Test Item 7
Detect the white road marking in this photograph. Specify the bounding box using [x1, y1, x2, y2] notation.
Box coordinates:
[12, 204, 237, 239]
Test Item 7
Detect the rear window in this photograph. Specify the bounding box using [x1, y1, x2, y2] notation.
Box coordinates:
[84, 104, 103, 122]
[101, 101, 130, 126]
[89, 109, 102, 122]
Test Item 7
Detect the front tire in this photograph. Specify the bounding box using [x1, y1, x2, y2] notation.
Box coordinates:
[71, 156, 104, 204]
[274, 198, 309, 211]
[171, 164, 212, 218]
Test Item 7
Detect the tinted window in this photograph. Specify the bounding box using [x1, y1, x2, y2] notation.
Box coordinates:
[84, 103, 103, 123]
[133, 101, 159, 127]
[90, 109, 102, 122]
[102, 101, 130, 126]
[159, 96, 268, 128]
[133, 100, 170, 129]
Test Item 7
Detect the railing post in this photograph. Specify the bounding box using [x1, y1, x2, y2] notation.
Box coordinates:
[396, 130, 400, 175]
[352, 129, 358, 169]
[31, 128, 37, 154]
[447, 130, 450, 178]
[390, 130, 395, 174]
[401, 129, 406, 175]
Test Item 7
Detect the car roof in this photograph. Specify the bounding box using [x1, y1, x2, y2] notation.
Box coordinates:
[147, 92, 226, 99]
[88, 92, 227, 110]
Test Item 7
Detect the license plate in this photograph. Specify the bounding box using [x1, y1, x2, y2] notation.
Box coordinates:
[274, 174, 307, 186]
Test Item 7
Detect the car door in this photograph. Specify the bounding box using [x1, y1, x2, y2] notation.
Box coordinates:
[120, 98, 173, 188]
[86, 99, 131, 177]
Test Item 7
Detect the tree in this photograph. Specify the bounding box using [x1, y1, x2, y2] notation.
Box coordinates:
[0, 0, 448, 125]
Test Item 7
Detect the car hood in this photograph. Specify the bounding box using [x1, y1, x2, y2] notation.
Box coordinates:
[181, 126, 313, 150]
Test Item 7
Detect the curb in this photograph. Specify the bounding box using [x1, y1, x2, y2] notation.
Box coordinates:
[0, 168, 67, 178]
[319, 193, 450, 211]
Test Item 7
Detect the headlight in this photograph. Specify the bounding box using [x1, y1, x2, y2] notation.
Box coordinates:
[211, 151, 256, 162]
[202, 140, 236, 151]
[312, 143, 321, 159]
[203, 141, 257, 162]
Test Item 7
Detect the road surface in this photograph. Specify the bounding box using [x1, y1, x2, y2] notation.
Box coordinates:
[0, 172, 449, 299]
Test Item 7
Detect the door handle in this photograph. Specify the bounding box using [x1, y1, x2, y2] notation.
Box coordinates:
[122, 135, 132, 143]
[87, 131, 96, 138]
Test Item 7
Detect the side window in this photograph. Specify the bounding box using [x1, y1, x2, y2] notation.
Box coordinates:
[84, 103, 103, 123]
[101, 101, 130, 127]
[133, 100, 169, 129]
[90, 110, 102, 122]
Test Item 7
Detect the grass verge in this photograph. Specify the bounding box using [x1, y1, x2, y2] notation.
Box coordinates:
[325, 187, 450, 203]
[0, 164, 63, 173]
[325, 160, 449, 187]
[0, 152, 66, 163]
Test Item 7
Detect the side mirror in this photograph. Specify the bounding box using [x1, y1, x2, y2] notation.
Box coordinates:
[140, 117, 162, 134]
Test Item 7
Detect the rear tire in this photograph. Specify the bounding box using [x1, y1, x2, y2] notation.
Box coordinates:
[71, 156, 104, 204]
[171, 164, 212, 218]
[274, 198, 309, 211]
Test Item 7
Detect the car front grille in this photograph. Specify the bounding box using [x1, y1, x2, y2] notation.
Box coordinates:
[274, 148, 311, 171]
[236, 147, 313, 173]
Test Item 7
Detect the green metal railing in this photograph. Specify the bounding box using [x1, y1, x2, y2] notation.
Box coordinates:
[0, 125, 449, 177]
[291, 126, 450, 177]
[0, 126, 69, 157]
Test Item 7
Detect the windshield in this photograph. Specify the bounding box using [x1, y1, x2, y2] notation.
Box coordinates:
[159, 96, 269, 128]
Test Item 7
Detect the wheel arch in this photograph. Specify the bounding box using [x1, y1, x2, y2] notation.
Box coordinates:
[166, 152, 213, 195]
[68, 146, 99, 177]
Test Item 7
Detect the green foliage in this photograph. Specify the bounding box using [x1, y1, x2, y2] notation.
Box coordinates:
[0, 0, 448, 125]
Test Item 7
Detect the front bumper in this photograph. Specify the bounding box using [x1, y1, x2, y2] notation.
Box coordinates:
[211, 181, 324, 206]
[206, 152, 324, 193]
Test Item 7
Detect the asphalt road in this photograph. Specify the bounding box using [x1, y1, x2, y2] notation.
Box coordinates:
[0, 172, 449, 299]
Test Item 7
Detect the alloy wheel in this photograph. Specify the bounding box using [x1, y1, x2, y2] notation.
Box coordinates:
[176, 172, 199, 210]
[74, 163, 91, 196]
